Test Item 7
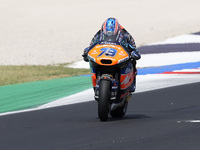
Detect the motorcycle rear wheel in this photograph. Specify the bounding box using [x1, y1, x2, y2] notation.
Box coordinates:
[98, 80, 110, 121]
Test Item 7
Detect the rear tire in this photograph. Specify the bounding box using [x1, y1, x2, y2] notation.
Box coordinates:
[98, 80, 111, 121]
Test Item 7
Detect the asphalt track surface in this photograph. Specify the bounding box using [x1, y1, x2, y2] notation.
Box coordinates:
[1, 82, 200, 150]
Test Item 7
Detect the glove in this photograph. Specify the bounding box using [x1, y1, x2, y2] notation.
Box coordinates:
[82, 47, 90, 62]
[130, 50, 140, 60]
[130, 51, 136, 59]
[130, 49, 141, 60]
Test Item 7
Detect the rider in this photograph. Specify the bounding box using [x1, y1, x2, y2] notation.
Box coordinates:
[82, 17, 141, 93]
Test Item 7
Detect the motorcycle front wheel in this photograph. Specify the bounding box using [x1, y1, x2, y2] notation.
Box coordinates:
[98, 79, 111, 121]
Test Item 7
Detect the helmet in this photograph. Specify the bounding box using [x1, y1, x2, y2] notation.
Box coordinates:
[101, 18, 120, 42]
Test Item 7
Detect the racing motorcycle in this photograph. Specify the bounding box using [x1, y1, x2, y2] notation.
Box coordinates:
[87, 42, 136, 121]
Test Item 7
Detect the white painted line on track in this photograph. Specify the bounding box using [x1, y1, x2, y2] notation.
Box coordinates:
[172, 68, 200, 72]
[149, 34, 200, 45]
[177, 120, 200, 123]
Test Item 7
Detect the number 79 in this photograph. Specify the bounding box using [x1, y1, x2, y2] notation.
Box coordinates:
[97, 48, 117, 57]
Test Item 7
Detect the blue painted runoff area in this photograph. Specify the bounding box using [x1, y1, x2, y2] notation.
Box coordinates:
[138, 61, 200, 75]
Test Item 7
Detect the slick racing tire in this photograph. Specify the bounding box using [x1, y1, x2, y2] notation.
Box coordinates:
[98, 79, 111, 121]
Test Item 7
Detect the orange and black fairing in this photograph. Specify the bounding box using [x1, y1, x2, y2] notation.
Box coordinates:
[119, 62, 134, 90]
[88, 44, 129, 66]
[88, 44, 134, 92]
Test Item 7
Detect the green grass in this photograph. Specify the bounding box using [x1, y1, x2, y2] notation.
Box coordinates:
[0, 64, 91, 86]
